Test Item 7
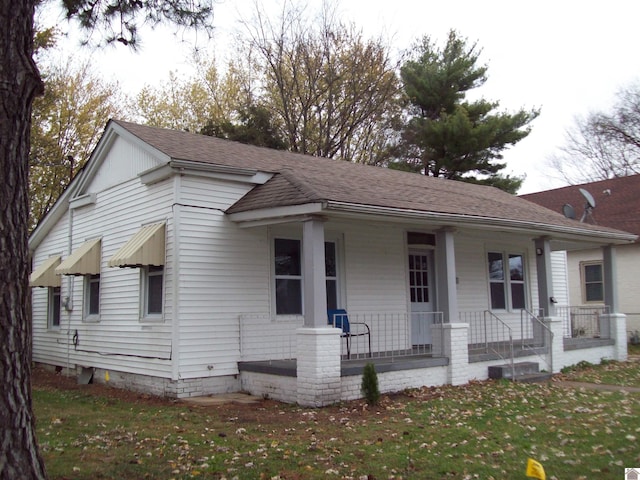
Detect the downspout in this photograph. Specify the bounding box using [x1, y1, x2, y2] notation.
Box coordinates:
[65, 206, 74, 373]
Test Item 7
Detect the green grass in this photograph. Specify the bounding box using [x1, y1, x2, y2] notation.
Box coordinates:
[34, 363, 640, 480]
[558, 346, 640, 387]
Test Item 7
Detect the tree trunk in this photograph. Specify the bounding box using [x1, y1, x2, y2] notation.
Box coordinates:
[0, 0, 47, 478]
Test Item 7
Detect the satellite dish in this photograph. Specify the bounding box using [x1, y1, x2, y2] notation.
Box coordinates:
[579, 188, 596, 208]
[562, 204, 576, 219]
[578, 188, 596, 222]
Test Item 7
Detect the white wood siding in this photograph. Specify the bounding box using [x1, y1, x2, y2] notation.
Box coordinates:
[551, 251, 569, 307]
[174, 177, 268, 378]
[31, 139, 174, 378]
[32, 212, 70, 367]
[453, 231, 538, 311]
[567, 243, 640, 319]
[340, 222, 408, 314]
[86, 136, 161, 194]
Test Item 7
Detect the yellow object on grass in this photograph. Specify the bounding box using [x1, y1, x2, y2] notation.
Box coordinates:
[526, 458, 546, 480]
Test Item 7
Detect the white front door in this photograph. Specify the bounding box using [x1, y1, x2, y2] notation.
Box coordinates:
[409, 250, 434, 345]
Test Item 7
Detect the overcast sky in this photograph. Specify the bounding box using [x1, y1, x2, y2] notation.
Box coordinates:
[43, 0, 640, 194]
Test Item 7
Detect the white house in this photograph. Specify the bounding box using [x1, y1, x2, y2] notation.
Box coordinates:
[29, 120, 636, 406]
[522, 175, 640, 336]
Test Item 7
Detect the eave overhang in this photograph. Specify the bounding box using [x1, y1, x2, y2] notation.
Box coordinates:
[228, 200, 638, 247]
[139, 160, 273, 186]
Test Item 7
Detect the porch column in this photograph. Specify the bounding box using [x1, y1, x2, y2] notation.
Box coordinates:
[433, 323, 469, 386]
[605, 313, 628, 361]
[296, 327, 342, 406]
[543, 317, 564, 374]
[302, 216, 327, 327]
[602, 245, 619, 314]
[435, 228, 458, 323]
[602, 245, 626, 361]
[297, 216, 341, 406]
[534, 237, 556, 317]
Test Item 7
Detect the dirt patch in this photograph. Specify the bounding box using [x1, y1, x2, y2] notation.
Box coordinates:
[31, 364, 176, 407]
[30, 363, 403, 420]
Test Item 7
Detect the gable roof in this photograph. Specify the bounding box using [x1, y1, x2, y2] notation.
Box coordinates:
[111, 120, 634, 246]
[30, 119, 637, 252]
[521, 175, 640, 239]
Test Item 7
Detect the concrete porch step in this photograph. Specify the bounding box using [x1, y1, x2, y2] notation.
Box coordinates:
[514, 372, 553, 383]
[488, 361, 540, 380]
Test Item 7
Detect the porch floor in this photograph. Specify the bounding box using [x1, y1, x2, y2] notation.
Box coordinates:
[238, 353, 449, 378]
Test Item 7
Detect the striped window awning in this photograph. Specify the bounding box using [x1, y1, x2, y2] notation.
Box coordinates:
[108, 223, 165, 268]
[55, 238, 102, 276]
[30, 255, 62, 287]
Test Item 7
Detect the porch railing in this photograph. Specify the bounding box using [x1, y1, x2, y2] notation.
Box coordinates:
[239, 315, 302, 362]
[336, 312, 445, 360]
[555, 305, 611, 339]
[520, 308, 553, 373]
[463, 310, 514, 376]
[239, 312, 445, 362]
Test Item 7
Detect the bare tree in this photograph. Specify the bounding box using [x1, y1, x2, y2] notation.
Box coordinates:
[550, 82, 640, 184]
[30, 59, 127, 231]
[240, 1, 402, 164]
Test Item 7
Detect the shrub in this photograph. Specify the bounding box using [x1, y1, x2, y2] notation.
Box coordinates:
[361, 362, 380, 405]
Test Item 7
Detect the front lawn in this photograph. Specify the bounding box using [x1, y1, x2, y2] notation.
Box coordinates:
[33, 362, 640, 480]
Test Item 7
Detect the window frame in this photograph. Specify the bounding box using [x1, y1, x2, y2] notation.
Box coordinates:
[271, 235, 341, 317]
[48, 286, 61, 329]
[580, 261, 604, 303]
[141, 265, 165, 321]
[487, 250, 527, 311]
[83, 273, 101, 321]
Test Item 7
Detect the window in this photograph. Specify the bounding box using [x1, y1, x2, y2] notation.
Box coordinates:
[487, 252, 526, 310]
[84, 274, 100, 319]
[48, 286, 61, 328]
[275, 238, 302, 315]
[581, 262, 604, 303]
[143, 266, 164, 316]
[273, 238, 339, 315]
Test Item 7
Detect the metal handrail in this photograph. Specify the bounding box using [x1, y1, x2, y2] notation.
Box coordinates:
[483, 310, 514, 379]
[520, 308, 553, 373]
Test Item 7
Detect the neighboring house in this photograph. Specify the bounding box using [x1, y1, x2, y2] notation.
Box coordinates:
[29, 120, 635, 406]
[522, 175, 640, 335]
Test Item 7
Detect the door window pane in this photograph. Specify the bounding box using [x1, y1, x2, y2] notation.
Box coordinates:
[409, 254, 429, 304]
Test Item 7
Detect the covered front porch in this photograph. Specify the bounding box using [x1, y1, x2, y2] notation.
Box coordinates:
[236, 305, 627, 406]
[228, 204, 632, 406]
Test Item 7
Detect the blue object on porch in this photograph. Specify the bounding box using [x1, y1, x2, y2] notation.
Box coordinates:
[327, 309, 371, 359]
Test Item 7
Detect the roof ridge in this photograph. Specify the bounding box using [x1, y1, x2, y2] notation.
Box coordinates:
[278, 168, 325, 202]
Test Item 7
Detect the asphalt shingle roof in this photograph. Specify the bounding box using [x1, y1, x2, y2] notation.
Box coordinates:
[113, 119, 632, 238]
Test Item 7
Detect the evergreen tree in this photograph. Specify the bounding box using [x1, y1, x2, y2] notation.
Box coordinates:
[395, 30, 539, 194]
[361, 362, 380, 405]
